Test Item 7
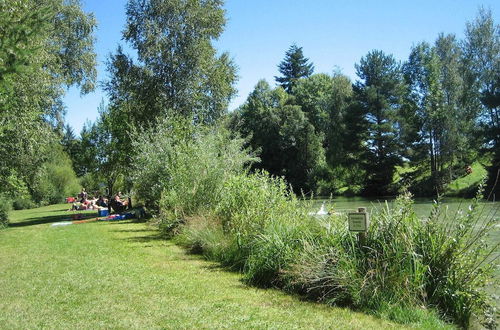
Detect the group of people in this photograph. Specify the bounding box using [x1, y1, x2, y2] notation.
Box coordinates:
[69, 188, 129, 212]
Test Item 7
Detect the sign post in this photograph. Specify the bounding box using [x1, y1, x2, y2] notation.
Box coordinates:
[348, 207, 369, 247]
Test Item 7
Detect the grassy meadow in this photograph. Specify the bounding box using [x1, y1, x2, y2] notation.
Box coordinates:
[0, 204, 409, 329]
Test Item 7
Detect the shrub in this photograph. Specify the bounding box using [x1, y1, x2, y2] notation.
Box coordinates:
[0, 197, 11, 228]
[415, 187, 498, 328]
[214, 173, 299, 236]
[175, 216, 248, 270]
[132, 115, 256, 217]
[243, 218, 314, 287]
[286, 190, 498, 328]
[12, 198, 36, 210]
[31, 147, 81, 204]
[145, 118, 497, 327]
[0, 171, 30, 201]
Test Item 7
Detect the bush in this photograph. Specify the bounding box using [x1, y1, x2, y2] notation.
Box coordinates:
[31, 147, 81, 204]
[415, 187, 498, 328]
[177, 171, 323, 288]
[0, 198, 11, 228]
[144, 118, 497, 327]
[286, 191, 497, 328]
[12, 198, 36, 210]
[132, 116, 256, 217]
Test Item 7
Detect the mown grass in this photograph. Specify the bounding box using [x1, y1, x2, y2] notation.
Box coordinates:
[0, 204, 406, 329]
[392, 161, 490, 198]
[445, 161, 488, 197]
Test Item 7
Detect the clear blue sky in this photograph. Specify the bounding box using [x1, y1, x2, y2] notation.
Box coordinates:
[64, 0, 500, 134]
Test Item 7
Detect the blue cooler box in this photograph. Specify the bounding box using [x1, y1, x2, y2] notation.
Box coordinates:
[98, 209, 109, 217]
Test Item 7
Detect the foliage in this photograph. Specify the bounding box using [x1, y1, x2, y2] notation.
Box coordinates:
[96, 0, 238, 194]
[0, 0, 96, 204]
[226, 10, 498, 196]
[30, 146, 81, 204]
[230, 80, 325, 192]
[415, 187, 498, 328]
[462, 8, 500, 197]
[0, 197, 10, 228]
[275, 44, 314, 93]
[292, 72, 362, 193]
[157, 141, 497, 327]
[403, 36, 475, 195]
[354, 50, 405, 195]
[12, 198, 36, 210]
[110, 0, 237, 124]
[0, 0, 49, 80]
[132, 116, 256, 216]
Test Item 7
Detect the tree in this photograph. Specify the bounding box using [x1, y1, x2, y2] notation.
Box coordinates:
[275, 44, 314, 93]
[231, 80, 324, 192]
[354, 50, 405, 195]
[292, 73, 360, 192]
[462, 8, 500, 196]
[100, 0, 238, 189]
[293, 73, 333, 135]
[0, 0, 96, 202]
[0, 1, 49, 82]
[402, 36, 476, 195]
[115, 0, 238, 124]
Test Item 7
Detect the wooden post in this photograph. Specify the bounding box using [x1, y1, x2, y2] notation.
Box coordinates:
[357, 207, 367, 248]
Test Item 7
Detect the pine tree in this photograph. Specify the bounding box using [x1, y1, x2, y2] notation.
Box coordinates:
[355, 50, 405, 195]
[275, 44, 314, 93]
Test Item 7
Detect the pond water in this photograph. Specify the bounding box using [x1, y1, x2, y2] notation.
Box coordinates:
[311, 196, 500, 220]
[310, 196, 500, 308]
[310, 196, 499, 253]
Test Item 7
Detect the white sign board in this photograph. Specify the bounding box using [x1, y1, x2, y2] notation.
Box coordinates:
[348, 212, 369, 232]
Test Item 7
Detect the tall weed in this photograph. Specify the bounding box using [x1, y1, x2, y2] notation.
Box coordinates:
[415, 186, 498, 328]
[132, 116, 257, 232]
[287, 190, 498, 328]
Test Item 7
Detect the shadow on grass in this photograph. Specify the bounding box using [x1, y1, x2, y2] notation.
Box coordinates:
[9, 213, 96, 227]
[113, 228, 157, 233]
[49, 208, 73, 212]
[122, 234, 165, 243]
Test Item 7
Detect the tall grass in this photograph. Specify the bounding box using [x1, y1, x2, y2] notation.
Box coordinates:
[134, 118, 498, 328]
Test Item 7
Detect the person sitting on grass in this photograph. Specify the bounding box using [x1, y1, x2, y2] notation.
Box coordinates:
[108, 193, 132, 213]
[114, 193, 128, 207]
[96, 195, 108, 208]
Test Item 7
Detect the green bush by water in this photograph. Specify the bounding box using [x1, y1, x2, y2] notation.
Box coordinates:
[132, 116, 257, 216]
[137, 119, 497, 328]
[178, 180, 497, 327]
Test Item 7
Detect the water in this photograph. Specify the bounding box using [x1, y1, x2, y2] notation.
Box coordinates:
[310, 196, 500, 220]
[310, 196, 500, 254]
[309, 196, 500, 309]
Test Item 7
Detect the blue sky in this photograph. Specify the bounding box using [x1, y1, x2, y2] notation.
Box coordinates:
[64, 0, 500, 134]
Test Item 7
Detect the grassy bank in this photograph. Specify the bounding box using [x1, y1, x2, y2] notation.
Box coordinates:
[130, 121, 500, 328]
[0, 204, 406, 329]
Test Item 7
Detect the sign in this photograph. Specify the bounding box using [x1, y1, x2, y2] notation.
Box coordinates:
[348, 212, 369, 232]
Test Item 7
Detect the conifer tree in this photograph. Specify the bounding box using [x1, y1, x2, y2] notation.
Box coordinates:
[275, 44, 314, 93]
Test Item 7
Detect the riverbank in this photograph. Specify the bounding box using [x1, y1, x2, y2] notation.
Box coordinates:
[0, 204, 404, 329]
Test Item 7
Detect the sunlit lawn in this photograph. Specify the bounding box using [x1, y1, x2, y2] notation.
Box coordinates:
[0, 204, 409, 329]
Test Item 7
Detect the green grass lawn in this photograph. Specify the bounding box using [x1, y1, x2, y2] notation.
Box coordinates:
[0, 204, 412, 329]
[444, 161, 488, 196]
